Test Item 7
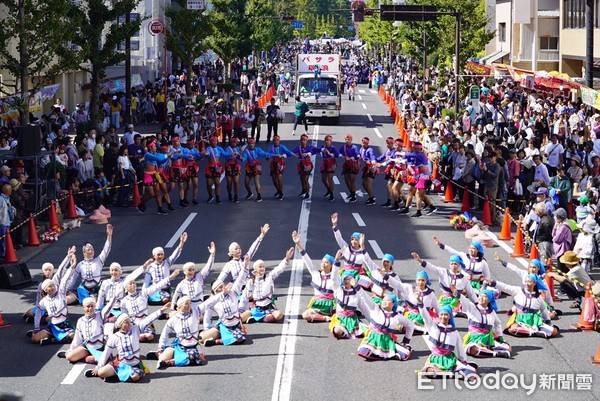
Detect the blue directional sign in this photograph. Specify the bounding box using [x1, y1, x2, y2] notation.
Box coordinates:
[292, 21, 303, 29]
[348, 26, 354, 31]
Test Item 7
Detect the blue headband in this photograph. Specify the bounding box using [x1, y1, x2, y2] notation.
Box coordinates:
[350, 232, 361, 240]
[323, 254, 335, 265]
[471, 241, 484, 257]
[449, 255, 465, 269]
[383, 253, 395, 264]
[527, 273, 548, 291]
[385, 293, 399, 312]
[416, 270, 431, 286]
[480, 290, 498, 312]
[340, 270, 354, 286]
[530, 259, 546, 275]
[439, 305, 456, 327]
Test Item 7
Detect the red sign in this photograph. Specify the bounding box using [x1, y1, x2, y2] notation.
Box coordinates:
[148, 20, 164, 35]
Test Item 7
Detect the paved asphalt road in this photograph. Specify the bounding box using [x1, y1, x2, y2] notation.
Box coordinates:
[0, 86, 599, 401]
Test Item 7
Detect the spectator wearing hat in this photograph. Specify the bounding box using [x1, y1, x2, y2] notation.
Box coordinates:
[0, 165, 11, 185]
[0, 184, 15, 260]
[547, 251, 595, 309]
[567, 155, 583, 189]
[575, 195, 594, 223]
[110, 96, 122, 129]
[532, 186, 555, 217]
[574, 219, 600, 272]
[552, 208, 572, 273]
[9, 178, 25, 249]
[549, 165, 571, 211]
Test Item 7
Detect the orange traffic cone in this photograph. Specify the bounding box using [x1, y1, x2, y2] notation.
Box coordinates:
[0, 311, 10, 328]
[443, 181, 455, 203]
[26, 214, 40, 247]
[460, 187, 470, 212]
[66, 190, 77, 219]
[592, 344, 600, 365]
[48, 201, 59, 228]
[511, 222, 526, 257]
[498, 208, 513, 240]
[131, 181, 141, 207]
[482, 196, 493, 226]
[529, 243, 540, 261]
[544, 259, 560, 302]
[3, 228, 18, 263]
[576, 284, 597, 331]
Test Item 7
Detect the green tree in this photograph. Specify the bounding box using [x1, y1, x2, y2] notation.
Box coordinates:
[247, 0, 294, 52]
[208, 0, 253, 82]
[358, 0, 401, 64]
[69, 0, 141, 128]
[0, 0, 80, 124]
[398, 0, 494, 70]
[166, 0, 213, 96]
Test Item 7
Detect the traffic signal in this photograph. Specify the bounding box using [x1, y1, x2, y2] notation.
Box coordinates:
[352, 0, 366, 22]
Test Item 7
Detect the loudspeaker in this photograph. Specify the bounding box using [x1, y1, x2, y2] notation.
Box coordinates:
[0, 263, 32, 289]
[18, 125, 41, 157]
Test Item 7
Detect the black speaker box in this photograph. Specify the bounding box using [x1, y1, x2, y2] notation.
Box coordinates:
[0, 263, 32, 289]
[18, 125, 42, 157]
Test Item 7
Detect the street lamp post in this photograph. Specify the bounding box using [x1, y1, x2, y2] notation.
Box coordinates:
[125, 12, 131, 125]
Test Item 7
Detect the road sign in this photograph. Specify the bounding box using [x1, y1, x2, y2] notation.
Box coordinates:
[292, 21, 303, 29]
[348, 26, 354, 31]
[186, 0, 206, 10]
[148, 19, 164, 36]
[470, 85, 480, 109]
[380, 5, 437, 21]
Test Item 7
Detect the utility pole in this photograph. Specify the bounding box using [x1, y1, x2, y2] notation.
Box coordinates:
[586, 0, 594, 88]
[125, 12, 131, 125]
[454, 10, 460, 117]
[18, 0, 29, 125]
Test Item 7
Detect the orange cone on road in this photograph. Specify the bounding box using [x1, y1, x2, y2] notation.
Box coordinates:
[443, 181, 455, 203]
[66, 190, 77, 219]
[576, 284, 597, 331]
[460, 187, 470, 212]
[3, 228, 18, 263]
[131, 182, 141, 207]
[482, 196, 493, 226]
[49, 201, 59, 228]
[498, 208, 513, 240]
[511, 223, 526, 257]
[591, 344, 600, 365]
[529, 243, 540, 261]
[0, 311, 10, 328]
[27, 214, 40, 247]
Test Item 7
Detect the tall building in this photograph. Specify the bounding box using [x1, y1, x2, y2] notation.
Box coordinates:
[482, 0, 560, 72]
[560, 0, 600, 79]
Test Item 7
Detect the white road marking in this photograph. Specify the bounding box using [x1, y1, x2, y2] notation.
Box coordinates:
[61, 364, 86, 385]
[272, 125, 319, 401]
[370, 90, 377, 94]
[358, 89, 366, 94]
[340, 192, 349, 203]
[485, 230, 529, 268]
[355, 190, 365, 198]
[352, 213, 366, 227]
[367, 114, 373, 122]
[368, 240, 385, 259]
[333, 176, 340, 185]
[362, 103, 367, 110]
[358, 95, 363, 100]
[373, 128, 383, 138]
[165, 213, 198, 248]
